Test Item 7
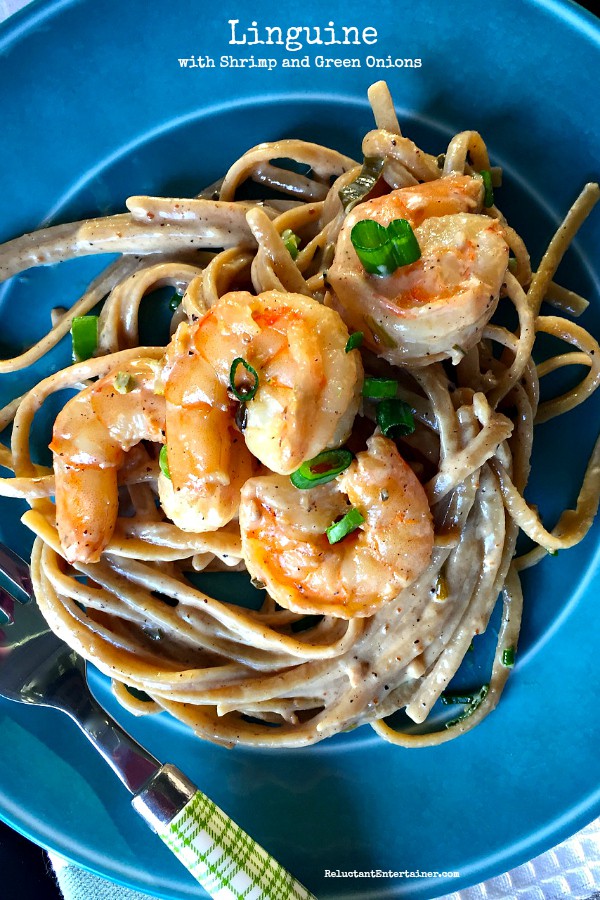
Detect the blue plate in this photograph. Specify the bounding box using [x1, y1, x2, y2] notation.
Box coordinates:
[1, 1, 599, 897]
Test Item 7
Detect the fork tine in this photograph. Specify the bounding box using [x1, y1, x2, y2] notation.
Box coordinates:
[0, 542, 33, 602]
[0, 586, 15, 625]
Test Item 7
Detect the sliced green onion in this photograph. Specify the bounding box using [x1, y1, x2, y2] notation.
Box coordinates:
[440, 690, 478, 706]
[290, 448, 353, 490]
[351, 218, 421, 276]
[387, 219, 422, 267]
[434, 574, 449, 602]
[376, 398, 415, 437]
[502, 646, 515, 668]
[169, 291, 183, 311]
[339, 156, 385, 212]
[159, 445, 171, 480]
[362, 377, 398, 400]
[345, 331, 364, 352]
[444, 684, 489, 727]
[326, 507, 365, 544]
[71, 315, 98, 362]
[281, 228, 301, 260]
[548, 548, 559, 557]
[229, 357, 259, 402]
[479, 170, 494, 208]
[113, 372, 136, 394]
[351, 220, 397, 275]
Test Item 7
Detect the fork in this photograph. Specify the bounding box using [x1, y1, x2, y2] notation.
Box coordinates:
[0, 541, 315, 900]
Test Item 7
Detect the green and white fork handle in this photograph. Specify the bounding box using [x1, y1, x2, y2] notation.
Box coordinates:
[63, 673, 316, 900]
[132, 764, 316, 900]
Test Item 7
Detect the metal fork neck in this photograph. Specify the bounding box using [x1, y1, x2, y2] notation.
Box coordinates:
[61, 670, 160, 795]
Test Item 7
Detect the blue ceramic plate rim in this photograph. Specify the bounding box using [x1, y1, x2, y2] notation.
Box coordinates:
[0, 1, 599, 898]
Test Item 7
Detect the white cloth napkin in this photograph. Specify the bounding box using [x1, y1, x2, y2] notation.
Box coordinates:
[0, 0, 28, 20]
[50, 853, 155, 900]
[442, 818, 600, 899]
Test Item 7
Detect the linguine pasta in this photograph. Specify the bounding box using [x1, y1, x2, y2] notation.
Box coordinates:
[0, 81, 598, 748]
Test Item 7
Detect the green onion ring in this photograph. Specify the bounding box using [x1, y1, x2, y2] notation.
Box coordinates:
[71, 315, 99, 362]
[159, 445, 171, 480]
[501, 646, 515, 668]
[351, 218, 421, 276]
[387, 219, 422, 267]
[290, 449, 353, 490]
[362, 377, 398, 400]
[345, 331, 364, 352]
[376, 398, 415, 437]
[350, 220, 398, 275]
[479, 170, 494, 208]
[326, 507, 365, 544]
[281, 228, 301, 260]
[229, 357, 259, 402]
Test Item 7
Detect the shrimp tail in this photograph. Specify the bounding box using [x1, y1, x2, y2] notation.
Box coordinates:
[54, 459, 119, 563]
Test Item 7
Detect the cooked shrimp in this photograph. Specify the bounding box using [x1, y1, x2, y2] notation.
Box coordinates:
[162, 289, 363, 487]
[158, 317, 257, 533]
[239, 434, 434, 619]
[52, 290, 362, 556]
[50, 358, 165, 563]
[327, 174, 510, 366]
